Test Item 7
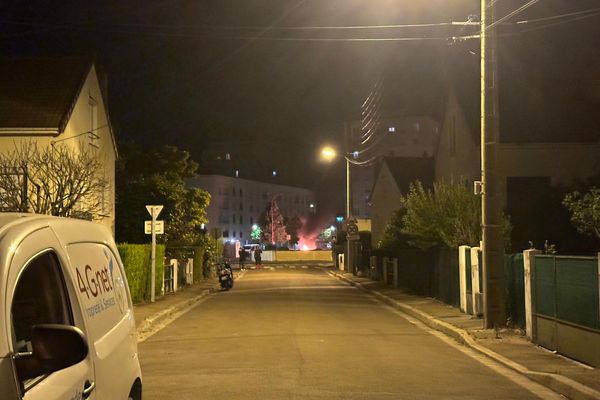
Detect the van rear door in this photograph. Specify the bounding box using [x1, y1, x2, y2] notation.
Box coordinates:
[6, 227, 96, 400]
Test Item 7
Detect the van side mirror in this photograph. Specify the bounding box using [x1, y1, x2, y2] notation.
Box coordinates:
[14, 324, 89, 381]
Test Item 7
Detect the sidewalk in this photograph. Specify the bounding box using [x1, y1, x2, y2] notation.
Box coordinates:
[329, 270, 600, 400]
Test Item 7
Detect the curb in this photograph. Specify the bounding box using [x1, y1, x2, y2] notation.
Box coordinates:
[328, 271, 600, 400]
[137, 270, 247, 335]
[136, 287, 216, 334]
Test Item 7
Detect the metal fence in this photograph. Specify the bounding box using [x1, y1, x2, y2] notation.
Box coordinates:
[533, 255, 599, 366]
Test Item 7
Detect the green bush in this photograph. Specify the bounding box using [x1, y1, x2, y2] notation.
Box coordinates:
[193, 244, 205, 282]
[118, 243, 165, 304]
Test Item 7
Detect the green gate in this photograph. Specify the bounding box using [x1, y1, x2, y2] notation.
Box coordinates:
[533, 255, 600, 366]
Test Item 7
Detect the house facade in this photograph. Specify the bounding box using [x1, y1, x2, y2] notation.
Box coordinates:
[369, 157, 434, 247]
[0, 56, 117, 233]
[435, 84, 600, 251]
[435, 86, 600, 209]
[188, 174, 316, 243]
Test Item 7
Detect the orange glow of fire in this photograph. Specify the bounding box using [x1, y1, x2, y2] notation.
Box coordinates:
[297, 233, 317, 251]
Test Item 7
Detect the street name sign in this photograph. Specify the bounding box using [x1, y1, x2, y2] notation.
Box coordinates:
[144, 220, 164, 235]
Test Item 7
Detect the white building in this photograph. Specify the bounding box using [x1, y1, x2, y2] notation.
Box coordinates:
[188, 175, 316, 243]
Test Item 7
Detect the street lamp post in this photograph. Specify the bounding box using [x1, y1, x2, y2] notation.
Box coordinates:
[320, 144, 354, 274]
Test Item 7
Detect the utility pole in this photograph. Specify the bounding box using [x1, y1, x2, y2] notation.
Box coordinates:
[343, 122, 354, 274]
[481, 0, 506, 328]
[346, 155, 353, 273]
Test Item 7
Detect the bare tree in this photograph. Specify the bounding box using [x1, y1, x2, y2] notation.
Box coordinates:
[0, 141, 109, 219]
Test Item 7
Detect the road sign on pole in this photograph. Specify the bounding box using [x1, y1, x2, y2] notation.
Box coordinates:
[145, 220, 164, 234]
[145, 205, 163, 303]
[146, 205, 163, 219]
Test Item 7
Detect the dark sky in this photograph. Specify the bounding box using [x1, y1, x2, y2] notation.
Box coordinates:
[1, 0, 599, 214]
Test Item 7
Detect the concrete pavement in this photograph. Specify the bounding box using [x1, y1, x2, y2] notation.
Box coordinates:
[134, 270, 247, 341]
[131, 265, 599, 399]
[328, 270, 600, 400]
[137, 266, 563, 399]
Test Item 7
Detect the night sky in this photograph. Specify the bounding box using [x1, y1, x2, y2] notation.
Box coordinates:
[1, 0, 599, 214]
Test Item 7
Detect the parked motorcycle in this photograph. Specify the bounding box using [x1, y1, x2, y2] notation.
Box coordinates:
[218, 260, 234, 290]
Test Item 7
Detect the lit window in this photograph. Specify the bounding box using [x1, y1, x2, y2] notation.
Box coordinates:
[388, 126, 396, 133]
[235, 170, 239, 178]
[225, 153, 231, 160]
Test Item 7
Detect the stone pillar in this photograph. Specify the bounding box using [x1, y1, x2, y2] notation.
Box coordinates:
[470, 247, 482, 316]
[523, 249, 541, 340]
[187, 258, 194, 285]
[171, 258, 179, 292]
[458, 246, 471, 313]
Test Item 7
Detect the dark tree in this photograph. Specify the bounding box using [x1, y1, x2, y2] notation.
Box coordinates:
[116, 142, 209, 244]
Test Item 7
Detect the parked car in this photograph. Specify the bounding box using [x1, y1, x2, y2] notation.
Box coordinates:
[0, 213, 142, 400]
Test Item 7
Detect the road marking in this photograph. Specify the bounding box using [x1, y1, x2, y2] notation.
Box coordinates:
[289, 266, 296, 269]
[302, 266, 308, 269]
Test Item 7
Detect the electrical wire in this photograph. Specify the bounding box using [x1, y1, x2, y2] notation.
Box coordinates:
[0, 18, 479, 32]
[345, 155, 382, 166]
[519, 10, 600, 34]
[486, 0, 539, 31]
[49, 125, 106, 145]
[515, 6, 600, 24]
[231, 35, 473, 42]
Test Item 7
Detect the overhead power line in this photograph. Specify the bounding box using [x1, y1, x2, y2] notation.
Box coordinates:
[516, 6, 600, 24]
[519, 10, 600, 34]
[486, 0, 539, 30]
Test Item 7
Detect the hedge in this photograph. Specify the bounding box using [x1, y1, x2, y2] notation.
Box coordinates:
[117, 243, 165, 304]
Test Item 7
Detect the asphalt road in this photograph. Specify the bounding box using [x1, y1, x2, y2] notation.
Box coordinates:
[138, 265, 561, 400]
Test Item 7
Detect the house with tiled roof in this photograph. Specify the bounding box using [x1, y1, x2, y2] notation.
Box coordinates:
[369, 157, 435, 246]
[0, 56, 117, 233]
[435, 59, 600, 251]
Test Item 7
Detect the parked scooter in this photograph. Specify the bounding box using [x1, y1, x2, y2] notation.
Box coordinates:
[218, 260, 234, 290]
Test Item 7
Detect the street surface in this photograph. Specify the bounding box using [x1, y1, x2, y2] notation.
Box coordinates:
[138, 265, 560, 399]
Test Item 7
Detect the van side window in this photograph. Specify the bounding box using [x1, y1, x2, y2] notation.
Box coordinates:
[11, 252, 73, 353]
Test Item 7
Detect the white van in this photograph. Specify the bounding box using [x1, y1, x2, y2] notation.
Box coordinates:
[0, 214, 142, 399]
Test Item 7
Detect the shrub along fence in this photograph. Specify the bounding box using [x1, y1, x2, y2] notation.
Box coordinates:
[117, 243, 165, 304]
